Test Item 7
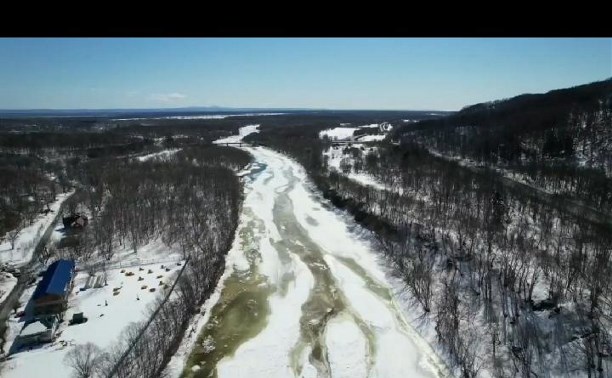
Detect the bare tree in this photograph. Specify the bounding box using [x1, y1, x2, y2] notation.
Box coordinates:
[406, 242, 435, 312]
[7, 227, 21, 250]
[97, 213, 115, 261]
[37, 245, 55, 267]
[64, 343, 102, 378]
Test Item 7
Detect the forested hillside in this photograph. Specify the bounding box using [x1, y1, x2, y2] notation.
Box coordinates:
[395, 79, 612, 214]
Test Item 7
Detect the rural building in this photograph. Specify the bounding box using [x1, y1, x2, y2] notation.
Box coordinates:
[32, 259, 75, 317]
[16, 315, 59, 346]
[62, 213, 88, 230]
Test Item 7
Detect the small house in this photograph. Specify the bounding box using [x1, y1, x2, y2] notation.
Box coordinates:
[62, 213, 88, 230]
[32, 259, 76, 317]
[16, 315, 59, 346]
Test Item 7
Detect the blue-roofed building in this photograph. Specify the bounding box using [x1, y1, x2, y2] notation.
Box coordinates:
[32, 259, 75, 317]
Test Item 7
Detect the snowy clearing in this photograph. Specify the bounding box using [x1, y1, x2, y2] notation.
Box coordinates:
[319, 127, 358, 141]
[344, 172, 387, 190]
[1, 260, 183, 378]
[323, 145, 388, 191]
[319, 124, 390, 142]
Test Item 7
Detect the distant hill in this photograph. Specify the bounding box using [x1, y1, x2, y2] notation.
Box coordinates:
[399, 78, 611, 131]
[396, 78, 612, 171]
[394, 78, 612, 214]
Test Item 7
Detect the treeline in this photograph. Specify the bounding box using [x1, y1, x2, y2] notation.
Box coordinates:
[249, 127, 612, 376]
[0, 117, 102, 132]
[394, 78, 612, 213]
[0, 117, 243, 154]
[0, 131, 136, 151]
[114, 119, 241, 143]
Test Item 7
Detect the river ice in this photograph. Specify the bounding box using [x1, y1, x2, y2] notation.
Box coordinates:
[171, 130, 449, 378]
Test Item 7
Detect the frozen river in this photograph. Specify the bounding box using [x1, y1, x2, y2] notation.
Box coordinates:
[180, 146, 449, 378]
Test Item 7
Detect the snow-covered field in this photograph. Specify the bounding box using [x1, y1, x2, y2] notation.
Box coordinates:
[0, 191, 74, 268]
[1, 256, 183, 378]
[319, 127, 359, 141]
[318, 123, 390, 142]
[167, 144, 449, 377]
[214, 124, 260, 144]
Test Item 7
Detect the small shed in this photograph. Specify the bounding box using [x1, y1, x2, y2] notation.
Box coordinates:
[32, 259, 76, 317]
[69, 312, 87, 325]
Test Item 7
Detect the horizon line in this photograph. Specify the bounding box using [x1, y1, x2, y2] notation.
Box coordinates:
[0, 106, 457, 113]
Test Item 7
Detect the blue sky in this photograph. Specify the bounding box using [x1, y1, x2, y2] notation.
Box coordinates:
[0, 38, 610, 110]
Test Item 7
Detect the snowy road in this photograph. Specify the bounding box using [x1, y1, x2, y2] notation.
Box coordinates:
[181, 147, 448, 378]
